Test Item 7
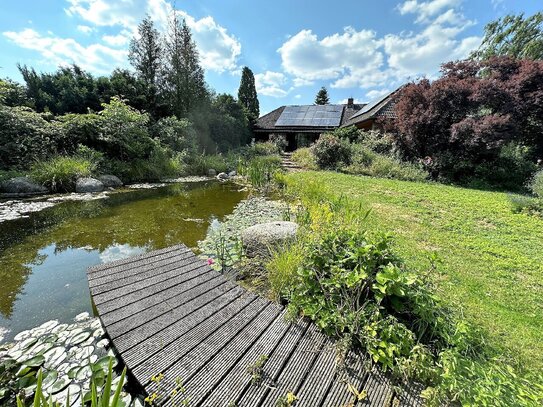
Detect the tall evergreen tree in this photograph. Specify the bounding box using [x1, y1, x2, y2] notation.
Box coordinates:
[129, 15, 163, 116]
[315, 86, 330, 105]
[237, 66, 259, 120]
[165, 11, 208, 118]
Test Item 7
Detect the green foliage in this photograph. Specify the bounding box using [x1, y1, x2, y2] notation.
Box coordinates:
[473, 12, 543, 60]
[242, 156, 282, 191]
[58, 113, 102, 155]
[266, 244, 304, 300]
[0, 105, 62, 170]
[241, 142, 279, 158]
[246, 355, 268, 385]
[269, 134, 288, 152]
[531, 169, 543, 197]
[330, 125, 360, 143]
[291, 148, 317, 170]
[30, 156, 95, 192]
[0, 78, 28, 107]
[184, 153, 230, 175]
[151, 116, 197, 154]
[237, 67, 260, 121]
[98, 97, 153, 161]
[314, 86, 330, 105]
[312, 133, 352, 170]
[345, 147, 428, 182]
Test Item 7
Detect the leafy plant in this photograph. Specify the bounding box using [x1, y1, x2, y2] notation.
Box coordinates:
[290, 148, 317, 170]
[246, 355, 269, 385]
[312, 134, 352, 170]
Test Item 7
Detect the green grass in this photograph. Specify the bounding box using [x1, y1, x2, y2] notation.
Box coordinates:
[285, 171, 543, 372]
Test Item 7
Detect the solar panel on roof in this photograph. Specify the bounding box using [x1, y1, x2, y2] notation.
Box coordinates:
[349, 92, 391, 120]
[276, 105, 343, 127]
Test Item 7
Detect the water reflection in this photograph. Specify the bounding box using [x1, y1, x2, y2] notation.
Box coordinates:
[0, 181, 248, 341]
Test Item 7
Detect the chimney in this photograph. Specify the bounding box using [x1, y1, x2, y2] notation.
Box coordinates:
[347, 97, 354, 107]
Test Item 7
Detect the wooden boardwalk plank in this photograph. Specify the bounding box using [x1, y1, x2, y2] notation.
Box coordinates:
[201, 310, 291, 406]
[87, 245, 421, 407]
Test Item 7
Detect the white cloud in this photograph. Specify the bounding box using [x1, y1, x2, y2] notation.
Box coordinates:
[254, 71, 290, 97]
[77, 25, 93, 34]
[276, 0, 480, 91]
[65, 0, 241, 73]
[102, 31, 130, 47]
[3, 28, 128, 74]
[397, 0, 462, 23]
[336, 98, 364, 104]
[365, 89, 391, 100]
[294, 94, 302, 99]
[278, 27, 384, 89]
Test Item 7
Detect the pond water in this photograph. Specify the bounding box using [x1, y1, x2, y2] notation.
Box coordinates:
[0, 181, 248, 342]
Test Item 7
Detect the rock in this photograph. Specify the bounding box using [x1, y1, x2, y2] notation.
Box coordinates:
[0, 177, 47, 195]
[241, 221, 299, 257]
[75, 178, 104, 193]
[228, 171, 237, 177]
[217, 172, 229, 180]
[98, 175, 123, 188]
[207, 168, 217, 177]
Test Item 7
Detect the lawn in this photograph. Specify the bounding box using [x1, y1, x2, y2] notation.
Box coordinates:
[286, 171, 543, 372]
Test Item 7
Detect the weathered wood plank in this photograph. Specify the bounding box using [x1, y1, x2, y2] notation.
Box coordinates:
[96, 264, 211, 314]
[321, 351, 369, 407]
[89, 250, 194, 292]
[92, 258, 208, 305]
[105, 277, 232, 338]
[88, 245, 186, 278]
[201, 310, 291, 406]
[168, 302, 282, 406]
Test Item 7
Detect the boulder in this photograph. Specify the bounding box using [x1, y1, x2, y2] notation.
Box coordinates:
[228, 170, 237, 177]
[98, 175, 123, 188]
[75, 177, 104, 193]
[0, 177, 47, 195]
[217, 172, 229, 180]
[241, 221, 298, 257]
[207, 169, 217, 177]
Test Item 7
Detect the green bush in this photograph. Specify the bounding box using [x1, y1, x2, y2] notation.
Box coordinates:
[531, 169, 543, 197]
[151, 116, 197, 155]
[241, 142, 279, 158]
[357, 130, 395, 155]
[269, 134, 288, 152]
[291, 148, 317, 170]
[30, 156, 95, 192]
[330, 125, 360, 143]
[345, 145, 428, 182]
[312, 133, 352, 170]
[242, 156, 282, 190]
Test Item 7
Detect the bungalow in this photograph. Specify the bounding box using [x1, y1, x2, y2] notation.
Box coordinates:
[253, 89, 398, 150]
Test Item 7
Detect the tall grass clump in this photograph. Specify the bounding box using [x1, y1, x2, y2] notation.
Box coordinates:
[243, 156, 282, 190]
[291, 147, 317, 170]
[30, 155, 95, 192]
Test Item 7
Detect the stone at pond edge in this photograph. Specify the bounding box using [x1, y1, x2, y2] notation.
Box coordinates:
[0, 177, 48, 195]
[98, 175, 123, 188]
[217, 172, 229, 180]
[207, 168, 217, 177]
[241, 221, 299, 257]
[75, 178, 104, 193]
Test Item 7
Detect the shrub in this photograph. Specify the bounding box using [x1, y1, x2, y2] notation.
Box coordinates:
[357, 130, 395, 155]
[331, 125, 360, 143]
[312, 133, 352, 170]
[291, 147, 317, 170]
[531, 169, 543, 197]
[269, 134, 288, 152]
[150, 116, 197, 155]
[30, 156, 95, 192]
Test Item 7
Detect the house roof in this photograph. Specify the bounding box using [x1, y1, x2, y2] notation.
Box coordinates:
[341, 89, 399, 128]
[254, 103, 365, 133]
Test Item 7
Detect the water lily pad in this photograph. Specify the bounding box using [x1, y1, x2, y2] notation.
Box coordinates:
[75, 365, 92, 381]
[90, 319, 101, 330]
[48, 374, 70, 394]
[94, 355, 117, 372]
[16, 365, 33, 377]
[41, 370, 58, 390]
[93, 328, 104, 338]
[7, 349, 23, 360]
[37, 333, 59, 344]
[19, 337, 38, 350]
[14, 330, 31, 341]
[39, 320, 59, 331]
[45, 350, 66, 369]
[28, 342, 54, 356]
[51, 324, 68, 334]
[18, 375, 38, 392]
[67, 365, 79, 379]
[29, 327, 47, 338]
[67, 331, 91, 346]
[23, 354, 45, 367]
[96, 339, 109, 349]
[76, 346, 94, 360]
[74, 312, 90, 322]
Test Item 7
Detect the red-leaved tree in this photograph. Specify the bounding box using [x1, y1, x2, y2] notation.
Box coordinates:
[389, 57, 543, 182]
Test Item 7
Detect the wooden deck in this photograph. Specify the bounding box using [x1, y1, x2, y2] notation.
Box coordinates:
[87, 245, 421, 406]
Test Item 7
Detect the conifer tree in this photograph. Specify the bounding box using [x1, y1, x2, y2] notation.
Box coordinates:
[315, 86, 330, 105]
[128, 15, 163, 115]
[237, 66, 259, 121]
[165, 10, 208, 117]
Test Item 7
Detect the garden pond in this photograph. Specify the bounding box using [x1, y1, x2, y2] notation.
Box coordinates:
[0, 181, 249, 343]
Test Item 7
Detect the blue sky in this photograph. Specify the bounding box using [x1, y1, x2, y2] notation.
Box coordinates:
[0, 0, 540, 114]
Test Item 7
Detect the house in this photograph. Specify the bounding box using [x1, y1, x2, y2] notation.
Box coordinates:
[253, 98, 363, 151]
[253, 89, 399, 150]
[340, 89, 399, 130]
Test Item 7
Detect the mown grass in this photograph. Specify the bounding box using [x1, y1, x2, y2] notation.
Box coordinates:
[285, 171, 543, 372]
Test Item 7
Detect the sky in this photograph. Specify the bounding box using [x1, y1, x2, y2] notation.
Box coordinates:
[0, 0, 540, 114]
